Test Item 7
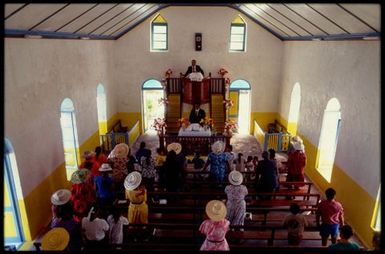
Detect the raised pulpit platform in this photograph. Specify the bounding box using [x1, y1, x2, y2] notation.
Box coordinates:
[182, 78, 210, 105]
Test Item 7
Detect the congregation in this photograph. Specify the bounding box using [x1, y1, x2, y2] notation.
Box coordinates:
[40, 137, 364, 251]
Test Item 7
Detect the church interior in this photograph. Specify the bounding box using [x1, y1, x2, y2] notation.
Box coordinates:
[3, 3, 381, 251]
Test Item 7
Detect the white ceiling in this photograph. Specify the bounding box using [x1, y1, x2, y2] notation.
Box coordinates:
[4, 3, 381, 40]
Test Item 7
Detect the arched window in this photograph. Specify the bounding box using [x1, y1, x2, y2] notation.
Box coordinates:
[229, 80, 251, 134]
[288, 83, 301, 135]
[317, 98, 341, 182]
[142, 79, 165, 132]
[4, 138, 26, 247]
[96, 84, 107, 139]
[230, 15, 246, 52]
[60, 98, 80, 180]
[151, 14, 168, 51]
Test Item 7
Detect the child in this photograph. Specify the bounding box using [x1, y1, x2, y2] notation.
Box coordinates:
[283, 203, 308, 245]
[328, 225, 360, 250]
[82, 206, 109, 250]
[141, 150, 156, 191]
[107, 208, 129, 244]
[316, 188, 345, 246]
[234, 153, 245, 172]
[245, 155, 254, 181]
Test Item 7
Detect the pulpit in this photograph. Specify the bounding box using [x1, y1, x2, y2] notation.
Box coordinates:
[182, 78, 210, 105]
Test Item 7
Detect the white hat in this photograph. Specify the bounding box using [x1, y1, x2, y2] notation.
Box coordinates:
[99, 163, 112, 172]
[291, 136, 303, 143]
[167, 142, 182, 155]
[113, 143, 130, 159]
[211, 141, 225, 154]
[205, 200, 227, 221]
[124, 171, 142, 191]
[229, 170, 243, 186]
[293, 141, 305, 151]
[41, 228, 69, 251]
[51, 189, 71, 206]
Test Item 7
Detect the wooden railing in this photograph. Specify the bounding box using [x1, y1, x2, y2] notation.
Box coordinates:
[101, 120, 140, 153]
[263, 132, 291, 153]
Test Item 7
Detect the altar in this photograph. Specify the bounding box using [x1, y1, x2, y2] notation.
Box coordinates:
[178, 123, 212, 137]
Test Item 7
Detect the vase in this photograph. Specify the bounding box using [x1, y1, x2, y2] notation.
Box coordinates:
[225, 134, 232, 148]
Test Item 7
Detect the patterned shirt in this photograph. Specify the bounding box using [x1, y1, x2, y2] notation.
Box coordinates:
[141, 157, 156, 179]
[317, 199, 344, 225]
[207, 152, 229, 182]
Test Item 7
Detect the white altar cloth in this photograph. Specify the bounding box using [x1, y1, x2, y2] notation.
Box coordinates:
[178, 123, 212, 137]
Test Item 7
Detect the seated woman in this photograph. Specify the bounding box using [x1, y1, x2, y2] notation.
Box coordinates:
[199, 200, 230, 251]
[225, 171, 248, 227]
[124, 171, 148, 224]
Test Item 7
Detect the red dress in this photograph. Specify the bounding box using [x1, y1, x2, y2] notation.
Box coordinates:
[80, 159, 101, 177]
[286, 151, 306, 187]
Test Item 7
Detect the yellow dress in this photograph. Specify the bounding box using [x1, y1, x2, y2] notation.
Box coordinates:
[125, 188, 148, 224]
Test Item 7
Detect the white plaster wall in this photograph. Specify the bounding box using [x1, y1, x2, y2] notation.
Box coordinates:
[113, 6, 283, 113]
[278, 40, 380, 197]
[5, 38, 115, 196]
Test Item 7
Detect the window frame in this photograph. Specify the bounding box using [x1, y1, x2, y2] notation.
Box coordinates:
[151, 22, 168, 52]
[229, 23, 246, 52]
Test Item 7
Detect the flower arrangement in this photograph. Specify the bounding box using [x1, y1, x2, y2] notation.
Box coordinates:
[158, 97, 169, 105]
[224, 119, 238, 136]
[152, 118, 167, 135]
[177, 118, 190, 129]
[225, 77, 231, 84]
[200, 117, 214, 129]
[218, 68, 228, 76]
[165, 68, 173, 78]
[223, 99, 234, 110]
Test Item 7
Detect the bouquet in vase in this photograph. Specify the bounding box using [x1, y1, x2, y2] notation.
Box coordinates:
[224, 119, 238, 136]
[200, 117, 214, 130]
[152, 118, 167, 135]
[177, 118, 190, 129]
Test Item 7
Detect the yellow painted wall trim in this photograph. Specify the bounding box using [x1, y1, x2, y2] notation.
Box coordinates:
[251, 112, 277, 134]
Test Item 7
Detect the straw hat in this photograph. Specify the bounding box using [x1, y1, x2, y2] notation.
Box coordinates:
[51, 189, 71, 206]
[228, 170, 243, 186]
[211, 141, 225, 154]
[82, 150, 95, 160]
[113, 143, 130, 158]
[293, 141, 305, 151]
[99, 163, 112, 172]
[124, 171, 142, 191]
[70, 168, 90, 184]
[205, 200, 227, 221]
[167, 142, 182, 155]
[41, 227, 70, 251]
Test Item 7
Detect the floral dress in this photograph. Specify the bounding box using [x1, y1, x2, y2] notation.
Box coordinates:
[109, 157, 129, 183]
[199, 219, 230, 251]
[225, 185, 248, 225]
[140, 157, 156, 179]
[207, 152, 229, 182]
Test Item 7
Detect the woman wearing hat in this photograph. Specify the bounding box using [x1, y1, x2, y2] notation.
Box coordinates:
[124, 171, 148, 224]
[94, 163, 115, 210]
[199, 200, 230, 251]
[80, 150, 101, 178]
[50, 189, 82, 252]
[286, 141, 307, 189]
[70, 168, 96, 222]
[203, 141, 230, 184]
[163, 143, 184, 192]
[225, 171, 248, 226]
[108, 143, 129, 191]
[41, 227, 70, 251]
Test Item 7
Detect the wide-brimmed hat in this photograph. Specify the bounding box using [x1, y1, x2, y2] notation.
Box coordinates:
[167, 142, 182, 155]
[70, 168, 90, 184]
[51, 189, 71, 206]
[229, 170, 243, 186]
[82, 150, 95, 160]
[205, 200, 227, 221]
[211, 141, 225, 154]
[113, 143, 130, 158]
[41, 228, 70, 251]
[124, 171, 142, 191]
[291, 136, 303, 143]
[99, 163, 112, 172]
[293, 141, 305, 151]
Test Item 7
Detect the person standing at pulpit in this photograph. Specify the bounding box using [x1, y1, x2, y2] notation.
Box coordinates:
[189, 104, 206, 124]
[184, 59, 204, 81]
